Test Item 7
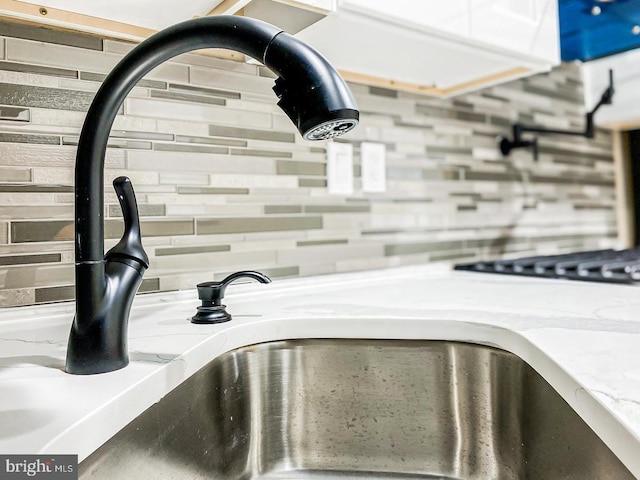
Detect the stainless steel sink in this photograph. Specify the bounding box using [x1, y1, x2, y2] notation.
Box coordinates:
[79, 340, 634, 479]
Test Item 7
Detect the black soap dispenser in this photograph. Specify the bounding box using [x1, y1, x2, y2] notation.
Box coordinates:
[191, 271, 271, 324]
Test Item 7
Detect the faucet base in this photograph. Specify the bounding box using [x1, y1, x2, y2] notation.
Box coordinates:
[66, 357, 129, 375]
[66, 259, 145, 375]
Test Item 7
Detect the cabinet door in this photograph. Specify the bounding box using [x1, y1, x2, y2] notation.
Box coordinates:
[274, 0, 338, 13]
[293, 0, 337, 12]
[16, 0, 227, 30]
[470, 0, 559, 63]
[338, 0, 469, 37]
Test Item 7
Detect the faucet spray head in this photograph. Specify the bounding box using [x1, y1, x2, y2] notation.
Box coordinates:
[303, 118, 358, 140]
[266, 31, 359, 141]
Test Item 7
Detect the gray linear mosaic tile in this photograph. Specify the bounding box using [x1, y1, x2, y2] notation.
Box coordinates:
[63, 136, 151, 150]
[177, 187, 249, 195]
[427, 146, 473, 156]
[552, 156, 596, 167]
[431, 251, 476, 262]
[539, 145, 612, 162]
[0, 21, 102, 50]
[0, 288, 34, 306]
[0, 205, 72, 219]
[0, 105, 29, 122]
[106, 219, 194, 238]
[175, 135, 246, 147]
[489, 115, 511, 127]
[150, 89, 226, 106]
[384, 241, 462, 257]
[197, 216, 323, 235]
[464, 171, 523, 182]
[230, 148, 292, 158]
[297, 239, 348, 247]
[209, 125, 295, 143]
[0, 61, 78, 79]
[422, 170, 461, 181]
[11, 218, 195, 243]
[299, 178, 327, 187]
[176, 52, 258, 74]
[0, 185, 72, 193]
[111, 130, 174, 141]
[169, 83, 240, 99]
[0, 133, 59, 145]
[153, 143, 228, 154]
[7, 37, 114, 72]
[140, 278, 161, 293]
[276, 160, 325, 176]
[109, 204, 166, 217]
[80, 71, 167, 90]
[155, 244, 230, 256]
[265, 205, 303, 214]
[0, 83, 95, 111]
[0, 167, 30, 182]
[0, 253, 60, 266]
[305, 205, 371, 214]
[257, 66, 277, 79]
[369, 86, 398, 98]
[190, 66, 274, 94]
[455, 110, 486, 123]
[33, 285, 73, 303]
[102, 39, 135, 55]
[11, 220, 73, 243]
[529, 174, 613, 187]
[452, 99, 473, 109]
[523, 84, 583, 104]
[574, 203, 614, 210]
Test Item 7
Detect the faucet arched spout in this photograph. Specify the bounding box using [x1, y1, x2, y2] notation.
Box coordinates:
[68, 16, 359, 374]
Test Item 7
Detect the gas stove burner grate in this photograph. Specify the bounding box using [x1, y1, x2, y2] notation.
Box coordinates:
[454, 248, 640, 284]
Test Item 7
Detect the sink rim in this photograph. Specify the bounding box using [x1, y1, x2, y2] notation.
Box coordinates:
[0, 313, 635, 477]
[78, 337, 636, 479]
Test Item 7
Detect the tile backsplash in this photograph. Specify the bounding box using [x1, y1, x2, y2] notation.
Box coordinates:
[0, 21, 617, 307]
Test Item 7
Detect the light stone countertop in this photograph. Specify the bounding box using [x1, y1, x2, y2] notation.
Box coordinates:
[1, 264, 639, 476]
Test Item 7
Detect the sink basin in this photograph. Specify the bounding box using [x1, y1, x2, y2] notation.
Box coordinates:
[79, 340, 634, 479]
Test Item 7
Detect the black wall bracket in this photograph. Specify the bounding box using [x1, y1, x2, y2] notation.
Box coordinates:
[498, 69, 614, 160]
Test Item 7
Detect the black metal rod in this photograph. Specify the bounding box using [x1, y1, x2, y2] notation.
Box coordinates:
[515, 125, 589, 137]
[499, 69, 614, 158]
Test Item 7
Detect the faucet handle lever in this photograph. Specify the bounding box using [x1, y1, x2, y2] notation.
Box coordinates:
[105, 176, 149, 267]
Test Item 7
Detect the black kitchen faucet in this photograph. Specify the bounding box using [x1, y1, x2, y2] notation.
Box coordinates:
[66, 16, 359, 375]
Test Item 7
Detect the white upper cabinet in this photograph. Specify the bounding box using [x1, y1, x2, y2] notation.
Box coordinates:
[1, 0, 559, 97]
[296, 0, 560, 97]
[1, 0, 331, 40]
[469, 0, 559, 64]
[284, 0, 337, 13]
[338, 0, 470, 38]
[13, 0, 228, 30]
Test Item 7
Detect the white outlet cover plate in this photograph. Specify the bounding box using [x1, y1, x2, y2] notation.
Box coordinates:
[361, 142, 387, 193]
[326, 142, 354, 195]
